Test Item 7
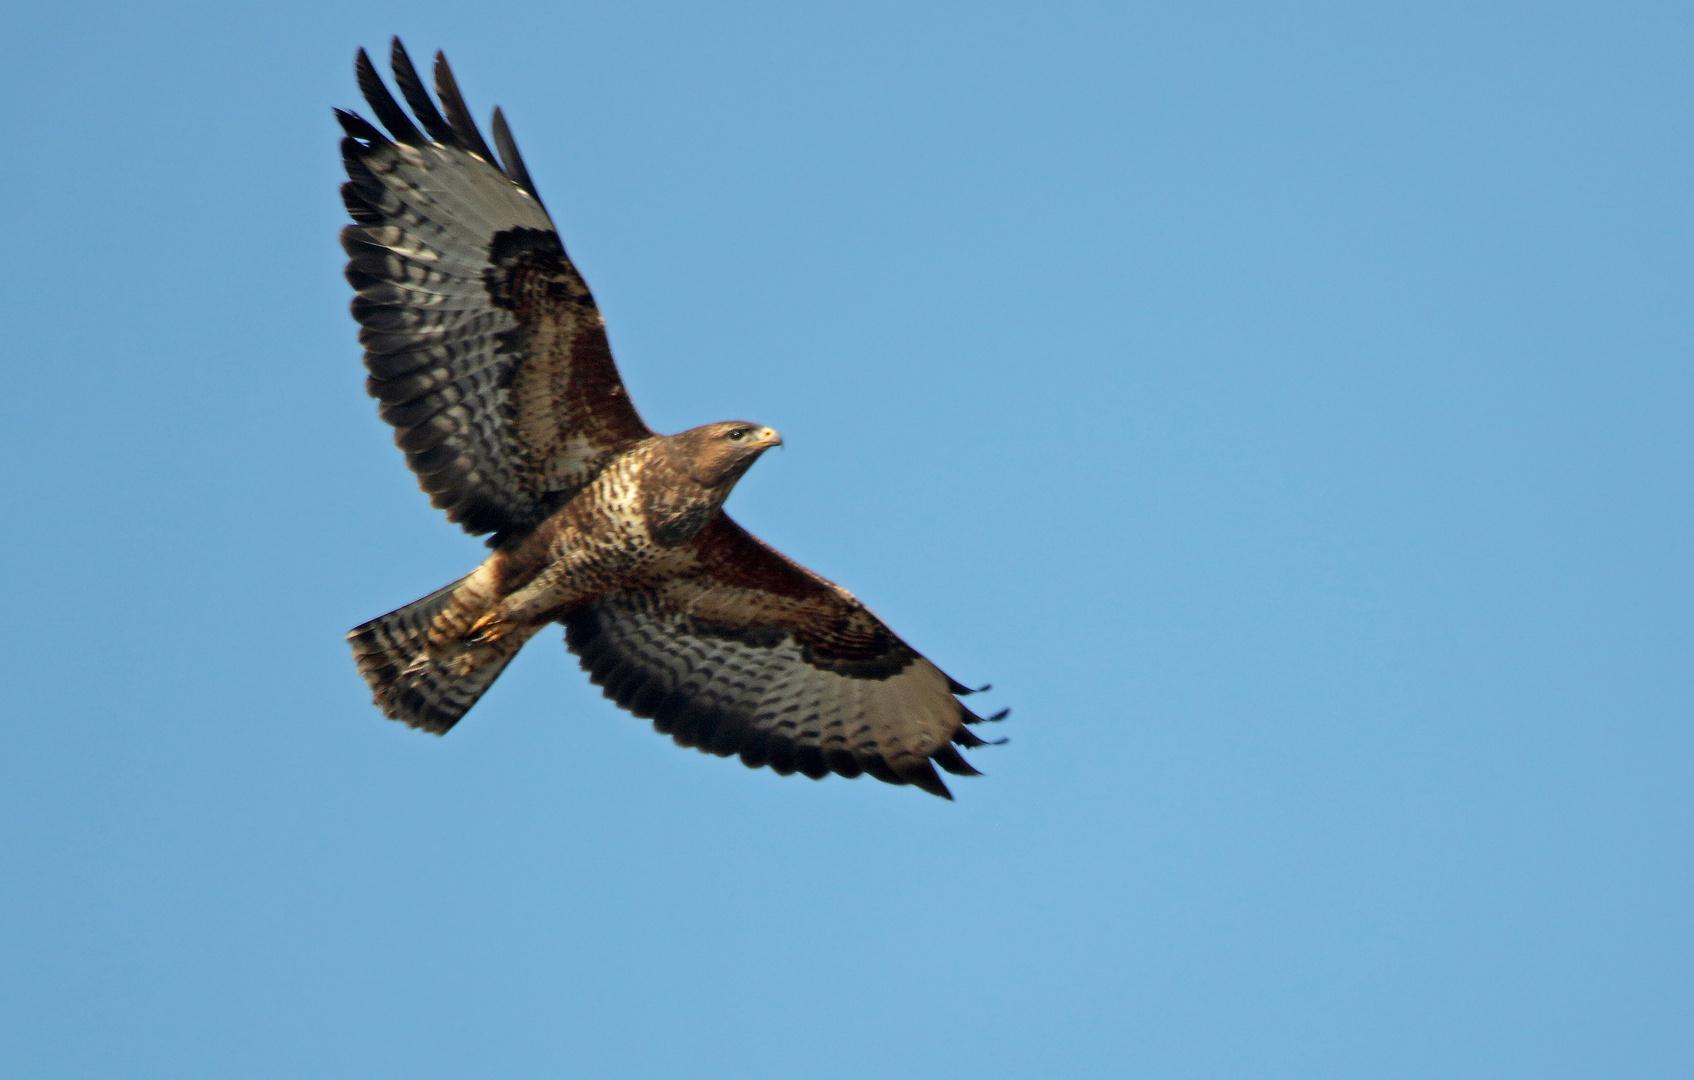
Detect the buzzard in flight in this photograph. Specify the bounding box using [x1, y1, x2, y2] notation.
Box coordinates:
[339, 40, 1004, 797]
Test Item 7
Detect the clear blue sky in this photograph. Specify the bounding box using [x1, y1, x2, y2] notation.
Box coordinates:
[3, 1, 1689, 1076]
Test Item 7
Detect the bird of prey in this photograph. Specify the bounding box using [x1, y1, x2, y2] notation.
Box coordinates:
[338, 40, 1004, 797]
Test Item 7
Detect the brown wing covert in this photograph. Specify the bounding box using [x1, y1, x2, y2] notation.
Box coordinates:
[338, 38, 650, 543]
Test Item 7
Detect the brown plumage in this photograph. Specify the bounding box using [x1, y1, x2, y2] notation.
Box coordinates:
[341, 39, 1004, 798]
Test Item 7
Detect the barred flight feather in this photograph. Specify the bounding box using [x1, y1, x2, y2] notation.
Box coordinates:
[340, 38, 648, 545]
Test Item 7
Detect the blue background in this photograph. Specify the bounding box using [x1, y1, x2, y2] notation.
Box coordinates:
[3, 1, 1689, 1076]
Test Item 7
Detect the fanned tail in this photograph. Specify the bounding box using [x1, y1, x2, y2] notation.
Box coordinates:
[347, 577, 529, 733]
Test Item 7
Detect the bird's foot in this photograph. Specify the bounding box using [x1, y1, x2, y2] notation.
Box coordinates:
[420, 612, 511, 676]
[464, 611, 510, 646]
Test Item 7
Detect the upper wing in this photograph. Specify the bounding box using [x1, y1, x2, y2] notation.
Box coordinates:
[339, 39, 651, 542]
[562, 516, 1005, 798]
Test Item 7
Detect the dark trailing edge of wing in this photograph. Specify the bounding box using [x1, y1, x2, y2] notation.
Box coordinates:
[562, 607, 1004, 799]
[562, 602, 1005, 798]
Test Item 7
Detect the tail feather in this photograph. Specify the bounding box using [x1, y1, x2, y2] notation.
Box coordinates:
[347, 577, 528, 733]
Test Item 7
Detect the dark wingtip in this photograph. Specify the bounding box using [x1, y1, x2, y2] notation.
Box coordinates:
[902, 759, 954, 799]
[354, 45, 425, 146]
[490, 106, 545, 208]
[959, 703, 1009, 725]
[433, 49, 499, 164]
[335, 108, 387, 144]
[933, 744, 981, 778]
[955, 699, 1009, 748]
[389, 37, 455, 145]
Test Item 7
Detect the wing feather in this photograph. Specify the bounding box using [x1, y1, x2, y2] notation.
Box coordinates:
[353, 51, 424, 147]
[432, 51, 500, 166]
[389, 38, 455, 146]
[341, 39, 651, 543]
[490, 107, 544, 208]
[562, 516, 1001, 798]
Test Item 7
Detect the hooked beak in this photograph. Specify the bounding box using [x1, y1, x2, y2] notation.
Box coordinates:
[757, 426, 783, 448]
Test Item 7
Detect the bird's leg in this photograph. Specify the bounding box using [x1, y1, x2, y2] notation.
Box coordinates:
[437, 606, 548, 676]
[423, 617, 541, 679]
[437, 535, 604, 670]
[404, 559, 521, 676]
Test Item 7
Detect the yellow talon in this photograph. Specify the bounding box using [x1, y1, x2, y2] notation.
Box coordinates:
[465, 611, 508, 645]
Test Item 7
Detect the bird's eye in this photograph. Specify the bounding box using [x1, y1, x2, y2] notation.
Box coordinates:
[728, 428, 750, 441]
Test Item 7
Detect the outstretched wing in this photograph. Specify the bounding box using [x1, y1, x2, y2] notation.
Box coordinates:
[563, 516, 1004, 798]
[339, 39, 651, 542]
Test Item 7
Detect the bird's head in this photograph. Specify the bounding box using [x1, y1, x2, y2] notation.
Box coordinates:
[668, 421, 783, 488]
